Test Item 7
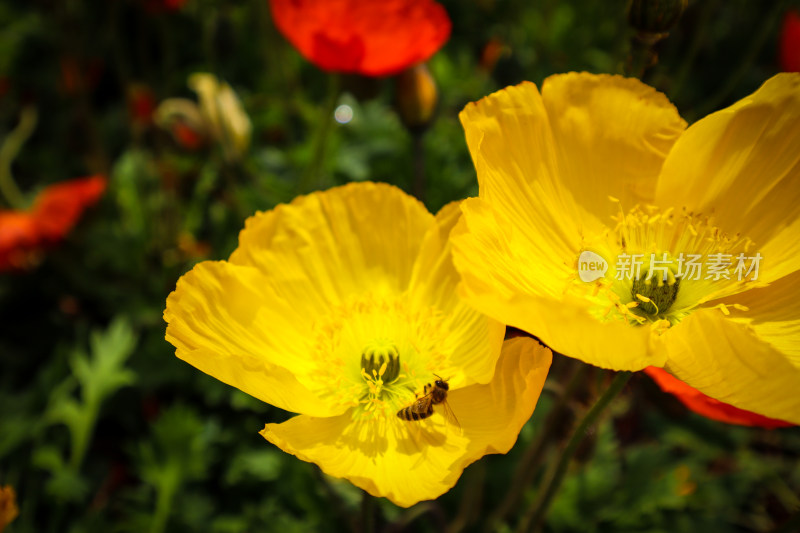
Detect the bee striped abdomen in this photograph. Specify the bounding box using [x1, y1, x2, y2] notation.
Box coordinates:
[397, 399, 435, 421]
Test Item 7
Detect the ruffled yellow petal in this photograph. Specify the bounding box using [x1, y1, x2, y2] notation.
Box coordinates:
[447, 337, 552, 455]
[460, 80, 596, 252]
[658, 308, 800, 424]
[452, 197, 663, 371]
[712, 270, 800, 366]
[409, 201, 505, 386]
[260, 337, 551, 507]
[460, 74, 685, 229]
[454, 73, 686, 370]
[230, 182, 434, 308]
[164, 261, 343, 417]
[540, 72, 686, 217]
[655, 73, 800, 284]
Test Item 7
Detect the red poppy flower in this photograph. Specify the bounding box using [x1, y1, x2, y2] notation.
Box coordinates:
[780, 10, 800, 72]
[269, 0, 451, 76]
[645, 367, 793, 428]
[0, 176, 106, 271]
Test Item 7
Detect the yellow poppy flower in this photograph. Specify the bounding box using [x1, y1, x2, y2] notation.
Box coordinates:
[164, 182, 552, 506]
[451, 72, 800, 424]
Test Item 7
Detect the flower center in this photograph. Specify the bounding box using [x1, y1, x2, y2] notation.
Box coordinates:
[360, 339, 401, 384]
[306, 293, 449, 421]
[630, 266, 680, 316]
[572, 199, 759, 329]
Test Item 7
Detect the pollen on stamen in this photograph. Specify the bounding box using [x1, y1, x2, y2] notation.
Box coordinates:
[713, 303, 748, 315]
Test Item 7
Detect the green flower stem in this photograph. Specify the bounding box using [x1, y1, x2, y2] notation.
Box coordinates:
[519, 371, 633, 533]
[484, 360, 590, 532]
[0, 106, 37, 209]
[360, 490, 375, 533]
[625, 36, 658, 79]
[300, 74, 341, 193]
[448, 460, 486, 533]
[670, 0, 720, 102]
[151, 464, 180, 533]
[412, 131, 426, 203]
[693, 0, 790, 119]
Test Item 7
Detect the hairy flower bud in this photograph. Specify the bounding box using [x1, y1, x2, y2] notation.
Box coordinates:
[395, 63, 439, 133]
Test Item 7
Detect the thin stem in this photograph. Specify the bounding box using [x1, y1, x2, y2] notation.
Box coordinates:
[770, 508, 800, 533]
[625, 35, 659, 79]
[484, 361, 590, 532]
[69, 397, 100, 472]
[447, 461, 486, 533]
[412, 131, 426, 203]
[150, 465, 179, 533]
[0, 106, 37, 209]
[670, 0, 720, 101]
[693, 0, 789, 119]
[360, 490, 375, 533]
[519, 371, 632, 533]
[299, 74, 340, 193]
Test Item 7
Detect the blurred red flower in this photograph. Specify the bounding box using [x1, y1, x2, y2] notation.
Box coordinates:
[0, 176, 106, 271]
[780, 10, 800, 72]
[645, 367, 793, 428]
[144, 0, 187, 13]
[269, 0, 451, 76]
[128, 85, 157, 126]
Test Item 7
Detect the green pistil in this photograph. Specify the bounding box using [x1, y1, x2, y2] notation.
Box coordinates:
[631, 275, 680, 316]
[361, 341, 401, 384]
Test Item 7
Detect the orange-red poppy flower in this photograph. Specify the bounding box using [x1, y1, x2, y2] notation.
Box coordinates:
[0, 175, 106, 271]
[269, 0, 451, 76]
[645, 367, 793, 428]
[780, 10, 800, 72]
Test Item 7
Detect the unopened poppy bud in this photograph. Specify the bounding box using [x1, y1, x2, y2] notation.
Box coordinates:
[628, 0, 687, 37]
[188, 73, 252, 162]
[395, 63, 438, 133]
[0, 485, 19, 532]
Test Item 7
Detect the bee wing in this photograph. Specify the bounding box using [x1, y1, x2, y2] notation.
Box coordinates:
[440, 399, 461, 431]
[413, 392, 435, 413]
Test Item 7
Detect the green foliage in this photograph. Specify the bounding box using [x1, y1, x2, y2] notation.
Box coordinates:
[35, 318, 136, 503]
[1, 0, 799, 532]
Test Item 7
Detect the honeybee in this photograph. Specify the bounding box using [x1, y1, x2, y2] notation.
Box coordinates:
[397, 375, 460, 428]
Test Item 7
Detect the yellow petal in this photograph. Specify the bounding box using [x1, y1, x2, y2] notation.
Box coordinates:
[409, 200, 505, 386]
[230, 182, 434, 308]
[711, 270, 800, 367]
[261, 337, 551, 507]
[655, 73, 800, 284]
[460, 81, 596, 250]
[165, 261, 343, 417]
[452, 197, 663, 371]
[658, 308, 800, 424]
[460, 74, 685, 228]
[541, 72, 686, 216]
[448, 337, 552, 455]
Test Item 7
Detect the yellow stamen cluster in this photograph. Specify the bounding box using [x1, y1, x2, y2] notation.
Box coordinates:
[575, 199, 755, 327]
[307, 293, 448, 421]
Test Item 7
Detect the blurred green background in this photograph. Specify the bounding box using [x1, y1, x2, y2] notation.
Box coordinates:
[1, 0, 800, 531]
